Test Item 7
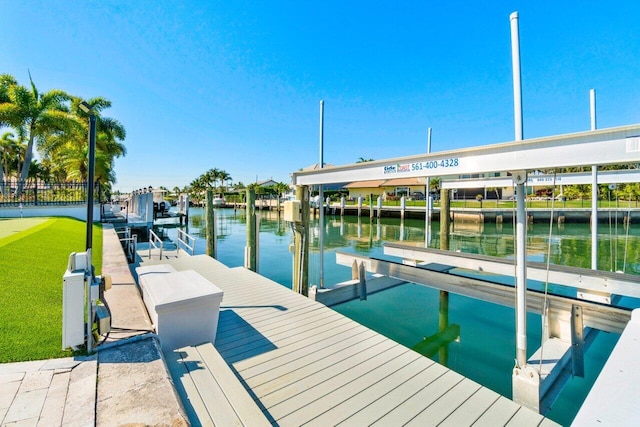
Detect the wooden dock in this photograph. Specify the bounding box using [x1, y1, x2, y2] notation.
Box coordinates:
[147, 255, 556, 426]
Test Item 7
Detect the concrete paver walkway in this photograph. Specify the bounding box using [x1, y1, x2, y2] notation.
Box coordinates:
[0, 357, 96, 426]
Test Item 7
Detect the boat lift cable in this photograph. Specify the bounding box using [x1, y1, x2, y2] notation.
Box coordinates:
[608, 187, 614, 272]
[538, 170, 557, 373]
[623, 202, 631, 273]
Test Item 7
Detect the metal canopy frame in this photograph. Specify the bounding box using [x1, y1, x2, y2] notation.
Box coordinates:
[291, 124, 640, 185]
[441, 169, 640, 189]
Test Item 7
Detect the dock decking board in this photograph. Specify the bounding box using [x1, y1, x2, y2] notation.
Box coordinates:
[253, 335, 394, 403]
[158, 255, 555, 427]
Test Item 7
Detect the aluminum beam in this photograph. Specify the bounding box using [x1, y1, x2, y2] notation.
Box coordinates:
[442, 169, 640, 189]
[335, 251, 630, 333]
[292, 125, 640, 185]
[383, 243, 640, 299]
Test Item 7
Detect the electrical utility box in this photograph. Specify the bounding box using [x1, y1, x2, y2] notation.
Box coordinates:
[62, 252, 88, 350]
[283, 200, 301, 222]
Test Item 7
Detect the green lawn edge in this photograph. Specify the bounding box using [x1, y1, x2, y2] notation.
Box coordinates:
[0, 217, 103, 363]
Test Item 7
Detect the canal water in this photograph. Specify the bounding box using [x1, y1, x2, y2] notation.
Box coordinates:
[158, 207, 640, 426]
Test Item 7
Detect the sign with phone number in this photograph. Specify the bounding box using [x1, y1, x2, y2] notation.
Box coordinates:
[383, 158, 460, 174]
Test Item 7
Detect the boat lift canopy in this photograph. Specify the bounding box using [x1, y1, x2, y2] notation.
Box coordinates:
[292, 125, 640, 185]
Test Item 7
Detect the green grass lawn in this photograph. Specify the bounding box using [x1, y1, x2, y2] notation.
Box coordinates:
[0, 217, 102, 363]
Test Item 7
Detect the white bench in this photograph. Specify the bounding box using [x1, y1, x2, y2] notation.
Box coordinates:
[136, 265, 224, 351]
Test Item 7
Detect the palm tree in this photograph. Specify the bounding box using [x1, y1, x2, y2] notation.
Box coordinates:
[0, 74, 18, 119]
[217, 170, 232, 192]
[356, 157, 374, 163]
[40, 97, 126, 187]
[0, 72, 76, 195]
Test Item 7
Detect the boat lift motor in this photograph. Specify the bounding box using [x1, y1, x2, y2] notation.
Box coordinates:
[62, 250, 111, 351]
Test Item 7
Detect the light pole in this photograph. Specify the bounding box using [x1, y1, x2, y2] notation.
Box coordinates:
[79, 101, 97, 251]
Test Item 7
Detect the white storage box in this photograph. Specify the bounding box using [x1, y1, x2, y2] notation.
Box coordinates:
[138, 269, 224, 351]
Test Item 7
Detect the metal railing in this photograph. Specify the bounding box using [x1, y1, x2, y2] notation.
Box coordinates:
[148, 229, 163, 260]
[177, 229, 196, 256]
[117, 227, 138, 263]
[0, 181, 104, 206]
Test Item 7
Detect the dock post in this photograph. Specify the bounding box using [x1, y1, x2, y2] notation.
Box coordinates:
[358, 262, 367, 301]
[377, 196, 382, 218]
[340, 196, 345, 216]
[357, 196, 362, 217]
[440, 188, 451, 251]
[293, 185, 309, 296]
[245, 188, 257, 271]
[206, 190, 217, 258]
[439, 187, 451, 363]
[400, 196, 406, 220]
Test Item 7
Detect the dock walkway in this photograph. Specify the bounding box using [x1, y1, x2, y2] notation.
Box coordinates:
[155, 254, 557, 426]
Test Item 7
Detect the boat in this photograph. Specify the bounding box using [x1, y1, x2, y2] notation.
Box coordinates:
[152, 189, 171, 217]
[211, 195, 225, 207]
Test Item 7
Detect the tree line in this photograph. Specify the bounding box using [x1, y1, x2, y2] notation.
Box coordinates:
[0, 72, 126, 197]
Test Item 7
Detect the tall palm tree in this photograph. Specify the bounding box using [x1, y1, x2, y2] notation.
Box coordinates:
[0, 73, 76, 195]
[217, 170, 232, 192]
[40, 96, 126, 186]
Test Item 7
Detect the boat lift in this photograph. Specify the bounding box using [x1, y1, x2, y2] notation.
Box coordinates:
[291, 123, 640, 413]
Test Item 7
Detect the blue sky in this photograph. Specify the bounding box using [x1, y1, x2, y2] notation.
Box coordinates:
[1, 1, 639, 192]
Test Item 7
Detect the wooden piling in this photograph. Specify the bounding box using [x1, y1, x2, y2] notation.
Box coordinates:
[439, 187, 450, 364]
[205, 190, 217, 258]
[440, 188, 450, 251]
[245, 188, 256, 271]
[358, 262, 367, 301]
[293, 185, 309, 296]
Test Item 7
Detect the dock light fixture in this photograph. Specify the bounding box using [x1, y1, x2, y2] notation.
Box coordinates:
[79, 101, 97, 252]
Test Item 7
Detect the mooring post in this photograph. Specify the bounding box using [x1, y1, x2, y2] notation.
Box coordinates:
[340, 196, 345, 216]
[357, 196, 362, 217]
[439, 187, 451, 364]
[400, 196, 406, 220]
[293, 185, 310, 296]
[245, 188, 257, 271]
[377, 196, 382, 218]
[358, 261, 367, 301]
[206, 189, 217, 258]
[440, 188, 451, 251]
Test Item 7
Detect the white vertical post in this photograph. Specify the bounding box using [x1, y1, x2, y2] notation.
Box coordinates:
[515, 180, 527, 365]
[590, 89, 598, 270]
[511, 10, 527, 368]
[425, 127, 432, 247]
[511, 12, 524, 142]
[318, 100, 325, 288]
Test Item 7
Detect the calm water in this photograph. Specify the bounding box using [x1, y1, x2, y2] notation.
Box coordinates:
[157, 207, 640, 426]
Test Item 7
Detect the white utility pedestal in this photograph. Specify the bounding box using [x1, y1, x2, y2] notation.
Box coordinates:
[62, 252, 90, 350]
